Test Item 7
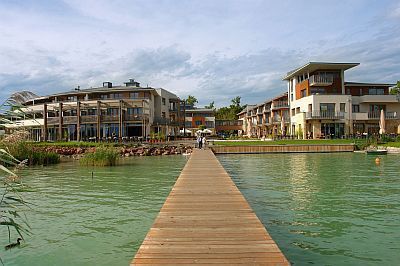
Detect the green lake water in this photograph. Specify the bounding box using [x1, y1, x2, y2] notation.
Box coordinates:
[218, 153, 400, 265]
[0, 156, 187, 266]
[1, 153, 399, 265]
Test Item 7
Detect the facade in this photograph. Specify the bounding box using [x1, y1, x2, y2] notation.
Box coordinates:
[284, 62, 399, 139]
[6, 79, 181, 141]
[183, 105, 216, 135]
[239, 94, 290, 138]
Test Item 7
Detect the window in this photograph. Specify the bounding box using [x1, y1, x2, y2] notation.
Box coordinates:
[352, 104, 360, 113]
[162, 98, 166, 105]
[310, 88, 326, 95]
[368, 88, 385, 95]
[106, 108, 119, 116]
[205, 121, 214, 128]
[162, 112, 166, 118]
[100, 94, 109, 100]
[320, 103, 335, 112]
[369, 104, 386, 112]
[290, 94, 293, 102]
[340, 103, 346, 112]
[296, 107, 300, 114]
[87, 109, 97, 115]
[127, 108, 142, 115]
[109, 93, 122, 99]
[291, 109, 295, 116]
[130, 92, 139, 99]
[195, 121, 202, 126]
[301, 89, 306, 98]
[66, 96, 77, 102]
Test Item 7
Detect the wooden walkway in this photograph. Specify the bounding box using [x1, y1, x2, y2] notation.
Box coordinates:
[132, 149, 290, 265]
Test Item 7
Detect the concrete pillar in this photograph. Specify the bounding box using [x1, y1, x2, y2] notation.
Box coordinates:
[97, 101, 101, 141]
[77, 101, 81, 141]
[58, 103, 63, 141]
[43, 104, 48, 142]
[119, 100, 123, 139]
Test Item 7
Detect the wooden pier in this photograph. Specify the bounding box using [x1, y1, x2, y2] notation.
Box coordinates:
[132, 149, 290, 265]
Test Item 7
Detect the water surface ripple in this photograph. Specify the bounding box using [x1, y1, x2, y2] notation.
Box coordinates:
[218, 153, 400, 265]
[1, 156, 187, 266]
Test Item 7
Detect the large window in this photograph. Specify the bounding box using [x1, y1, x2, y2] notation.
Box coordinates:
[369, 104, 385, 112]
[320, 103, 335, 112]
[195, 121, 202, 126]
[368, 87, 385, 95]
[127, 108, 143, 115]
[352, 104, 360, 113]
[130, 92, 139, 99]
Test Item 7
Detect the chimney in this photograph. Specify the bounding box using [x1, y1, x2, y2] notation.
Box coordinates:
[103, 82, 112, 88]
[124, 79, 140, 87]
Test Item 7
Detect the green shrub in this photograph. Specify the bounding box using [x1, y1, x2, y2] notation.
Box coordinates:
[6, 142, 60, 165]
[80, 147, 119, 167]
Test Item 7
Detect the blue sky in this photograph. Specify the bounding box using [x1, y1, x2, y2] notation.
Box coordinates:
[0, 0, 399, 107]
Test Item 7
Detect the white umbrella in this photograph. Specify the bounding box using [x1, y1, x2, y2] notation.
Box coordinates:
[179, 129, 192, 134]
[379, 109, 385, 135]
[202, 129, 212, 134]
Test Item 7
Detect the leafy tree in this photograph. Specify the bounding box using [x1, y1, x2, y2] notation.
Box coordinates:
[389, 80, 400, 95]
[204, 101, 215, 110]
[215, 96, 246, 120]
[186, 95, 198, 106]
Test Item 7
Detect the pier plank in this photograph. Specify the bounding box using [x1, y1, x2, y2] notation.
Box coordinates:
[131, 149, 290, 265]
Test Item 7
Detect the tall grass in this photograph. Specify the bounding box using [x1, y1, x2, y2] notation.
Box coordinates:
[79, 147, 119, 166]
[6, 142, 60, 166]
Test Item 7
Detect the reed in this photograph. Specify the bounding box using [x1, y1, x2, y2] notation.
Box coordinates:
[79, 147, 119, 166]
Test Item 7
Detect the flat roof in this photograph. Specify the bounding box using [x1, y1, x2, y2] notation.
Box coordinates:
[283, 62, 360, 80]
[344, 82, 395, 87]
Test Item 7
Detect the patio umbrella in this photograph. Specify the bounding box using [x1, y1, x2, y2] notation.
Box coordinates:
[280, 116, 285, 136]
[202, 129, 212, 134]
[179, 129, 192, 134]
[379, 109, 385, 135]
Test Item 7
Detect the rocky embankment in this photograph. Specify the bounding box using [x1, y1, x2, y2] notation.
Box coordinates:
[40, 145, 193, 158]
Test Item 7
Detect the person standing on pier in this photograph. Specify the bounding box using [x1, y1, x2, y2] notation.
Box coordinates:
[197, 136, 202, 149]
[202, 136, 207, 149]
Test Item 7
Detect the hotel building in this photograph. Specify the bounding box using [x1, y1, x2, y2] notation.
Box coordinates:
[6, 79, 181, 141]
[183, 104, 216, 135]
[284, 62, 398, 139]
[238, 93, 290, 138]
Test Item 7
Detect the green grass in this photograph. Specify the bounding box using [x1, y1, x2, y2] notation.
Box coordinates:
[212, 139, 355, 146]
[5, 142, 60, 165]
[79, 147, 119, 166]
[31, 141, 103, 148]
[382, 142, 400, 148]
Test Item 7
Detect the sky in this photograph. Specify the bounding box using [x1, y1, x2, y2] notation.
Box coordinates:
[0, 0, 399, 107]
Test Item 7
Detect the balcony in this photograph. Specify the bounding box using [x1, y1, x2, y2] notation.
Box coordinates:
[47, 117, 59, 125]
[272, 116, 290, 123]
[81, 115, 97, 123]
[368, 111, 398, 120]
[358, 95, 399, 103]
[101, 115, 119, 122]
[125, 114, 148, 122]
[309, 75, 334, 86]
[272, 102, 289, 109]
[306, 111, 345, 120]
[63, 116, 77, 124]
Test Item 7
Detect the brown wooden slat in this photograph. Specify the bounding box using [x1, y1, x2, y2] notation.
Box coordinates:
[131, 149, 290, 265]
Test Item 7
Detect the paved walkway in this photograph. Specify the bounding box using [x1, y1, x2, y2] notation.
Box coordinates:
[132, 149, 290, 265]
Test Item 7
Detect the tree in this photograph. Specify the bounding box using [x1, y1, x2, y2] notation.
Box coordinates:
[186, 95, 198, 106]
[389, 80, 400, 95]
[215, 96, 246, 120]
[204, 101, 215, 110]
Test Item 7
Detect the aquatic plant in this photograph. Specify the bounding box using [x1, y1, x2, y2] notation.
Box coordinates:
[79, 146, 119, 166]
[5, 142, 60, 166]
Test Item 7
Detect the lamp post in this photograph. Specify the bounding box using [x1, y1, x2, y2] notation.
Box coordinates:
[183, 99, 186, 137]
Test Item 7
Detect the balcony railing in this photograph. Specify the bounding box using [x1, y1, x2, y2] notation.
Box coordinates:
[272, 102, 289, 109]
[47, 117, 59, 124]
[101, 115, 119, 122]
[125, 114, 148, 121]
[272, 116, 290, 123]
[309, 75, 334, 86]
[81, 115, 97, 123]
[63, 116, 77, 124]
[368, 111, 398, 119]
[306, 111, 345, 119]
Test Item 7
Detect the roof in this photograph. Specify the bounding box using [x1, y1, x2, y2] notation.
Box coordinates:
[344, 82, 395, 87]
[186, 108, 215, 113]
[283, 62, 360, 80]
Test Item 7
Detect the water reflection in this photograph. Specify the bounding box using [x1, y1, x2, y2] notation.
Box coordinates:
[219, 153, 400, 265]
